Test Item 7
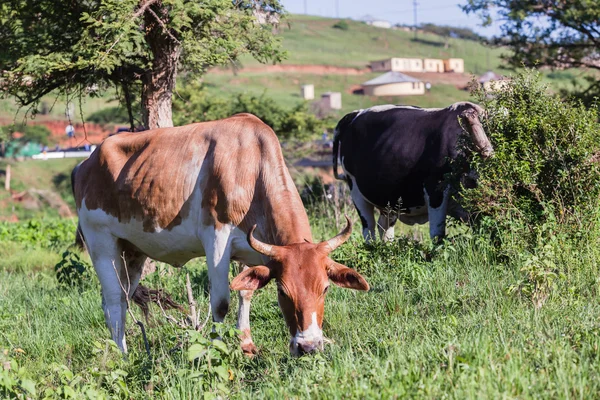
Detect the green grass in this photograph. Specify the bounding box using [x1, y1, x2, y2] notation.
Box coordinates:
[0, 158, 80, 220]
[1, 211, 600, 398]
[202, 71, 471, 116]
[0, 90, 119, 123]
[242, 15, 505, 74]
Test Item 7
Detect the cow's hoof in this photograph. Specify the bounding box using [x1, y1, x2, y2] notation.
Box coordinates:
[241, 342, 258, 357]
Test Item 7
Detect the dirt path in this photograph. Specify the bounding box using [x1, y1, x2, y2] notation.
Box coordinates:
[210, 64, 473, 87]
[211, 64, 370, 76]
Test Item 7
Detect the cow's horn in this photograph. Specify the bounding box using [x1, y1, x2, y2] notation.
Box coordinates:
[247, 225, 282, 259]
[322, 215, 352, 253]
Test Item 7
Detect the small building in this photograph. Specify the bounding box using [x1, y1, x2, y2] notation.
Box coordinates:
[423, 58, 444, 73]
[360, 15, 392, 29]
[478, 71, 509, 91]
[370, 58, 424, 73]
[321, 92, 342, 110]
[301, 84, 315, 100]
[443, 58, 464, 73]
[362, 71, 425, 96]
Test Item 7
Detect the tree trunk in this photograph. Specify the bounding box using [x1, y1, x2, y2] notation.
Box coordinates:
[141, 3, 181, 130]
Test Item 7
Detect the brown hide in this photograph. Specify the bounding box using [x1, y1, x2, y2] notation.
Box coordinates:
[74, 113, 312, 244]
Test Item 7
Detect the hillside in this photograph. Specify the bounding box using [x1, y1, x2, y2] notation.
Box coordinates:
[0, 14, 582, 135]
[242, 15, 505, 73]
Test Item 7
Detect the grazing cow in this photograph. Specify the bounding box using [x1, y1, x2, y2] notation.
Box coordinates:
[73, 114, 369, 356]
[333, 102, 493, 242]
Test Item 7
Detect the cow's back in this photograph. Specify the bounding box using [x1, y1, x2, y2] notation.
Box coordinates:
[340, 107, 457, 208]
[74, 113, 285, 234]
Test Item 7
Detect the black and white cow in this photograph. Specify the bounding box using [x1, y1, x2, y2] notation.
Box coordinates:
[333, 102, 493, 242]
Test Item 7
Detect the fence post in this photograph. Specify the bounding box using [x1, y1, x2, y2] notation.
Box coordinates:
[4, 164, 10, 191]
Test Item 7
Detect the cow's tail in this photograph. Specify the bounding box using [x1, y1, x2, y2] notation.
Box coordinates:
[71, 161, 86, 249]
[333, 110, 360, 180]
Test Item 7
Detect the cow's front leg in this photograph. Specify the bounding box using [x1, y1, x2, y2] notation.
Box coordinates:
[377, 211, 398, 242]
[235, 263, 258, 356]
[424, 185, 450, 241]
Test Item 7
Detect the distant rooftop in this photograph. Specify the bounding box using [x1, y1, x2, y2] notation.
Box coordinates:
[362, 71, 422, 86]
[478, 71, 505, 83]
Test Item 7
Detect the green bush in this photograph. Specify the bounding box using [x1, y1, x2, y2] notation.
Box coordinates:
[332, 20, 349, 30]
[1, 123, 51, 146]
[462, 70, 600, 248]
[173, 83, 333, 140]
[87, 106, 131, 125]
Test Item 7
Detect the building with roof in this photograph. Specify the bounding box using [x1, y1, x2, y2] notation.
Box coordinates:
[359, 15, 392, 29]
[443, 58, 464, 73]
[370, 58, 424, 73]
[423, 58, 445, 73]
[362, 72, 425, 96]
[478, 71, 509, 91]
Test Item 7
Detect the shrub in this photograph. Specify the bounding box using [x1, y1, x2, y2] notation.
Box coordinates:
[462, 70, 600, 249]
[332, 20, 349, 30]
[88, 106, 131, 125]
[173, 83, 333, 140]
[1, 123, 51, 145]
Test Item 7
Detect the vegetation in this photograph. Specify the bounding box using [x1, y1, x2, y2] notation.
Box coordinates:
[463, 71, 600, 250]
[0, 0, 286, 129]
[463, 0, 600, 105]
[173, 82, 334, 140]
[240, 15, 504, 73]
[1, 71, 600, 397]
[1, 124, 52, 147]
[87, 106, 131, 126]
[420, 23, 484, 42]
[332, 20, 349, 31]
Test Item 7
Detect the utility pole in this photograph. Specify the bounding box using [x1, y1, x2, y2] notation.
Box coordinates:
[413, 0, 418, 40]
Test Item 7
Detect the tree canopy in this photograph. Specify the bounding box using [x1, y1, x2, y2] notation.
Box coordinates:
[0, 0, 286, 130]
[463, 0, 600, 104]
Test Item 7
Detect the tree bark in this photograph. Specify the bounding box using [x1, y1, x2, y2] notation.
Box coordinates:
[141, 3, 181, 130]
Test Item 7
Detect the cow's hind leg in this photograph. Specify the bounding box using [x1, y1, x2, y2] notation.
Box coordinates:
[348, 177, 376, 242]
[377, 211, 398, 242]
[424, 185, 450, 241]
[83, 232, 132, 352]
[202, 226, 233, 324]
[235, 262, 258, 356]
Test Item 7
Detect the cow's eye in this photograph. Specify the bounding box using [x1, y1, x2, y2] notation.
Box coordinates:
[277, 286, 287, 298]
[323, 286, 330, 295]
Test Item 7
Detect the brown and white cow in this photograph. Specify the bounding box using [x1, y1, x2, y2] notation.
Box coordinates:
[73, 113, 369, 356]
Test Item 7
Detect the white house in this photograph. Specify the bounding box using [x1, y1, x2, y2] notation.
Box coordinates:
[362, 72, 425, 96]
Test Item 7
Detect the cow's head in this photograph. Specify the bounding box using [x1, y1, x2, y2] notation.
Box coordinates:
[458, 102, 494, 159]
[230, 217, 369, 356]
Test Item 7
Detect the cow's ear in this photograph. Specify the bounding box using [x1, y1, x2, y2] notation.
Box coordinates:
[230, 266, 272, 291]
[327, 261, 370, 291]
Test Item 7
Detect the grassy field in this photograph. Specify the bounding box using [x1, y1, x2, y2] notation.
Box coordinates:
[241, 15, 505, 74]
[201, 71, 471, 115]
[2, 201, 600, 398]
[0, 158, 80, 220]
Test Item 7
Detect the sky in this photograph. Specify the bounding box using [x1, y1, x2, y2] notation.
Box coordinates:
[278, 0, 503, 37]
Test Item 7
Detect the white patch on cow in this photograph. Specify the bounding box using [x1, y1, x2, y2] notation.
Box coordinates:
[343, 169, 376, 242]
[424, 186, 450, 239]
[360, 104, 399, 115]
[291, 312, 323, 355]
[377, 213, 397, 242]
[78, 202, 135, 352]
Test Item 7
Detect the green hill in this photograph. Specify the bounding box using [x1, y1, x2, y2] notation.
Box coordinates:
[199, 15, 508, 115]
[243, 15, 504, 74]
